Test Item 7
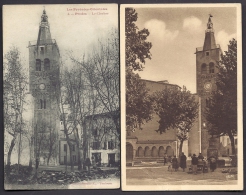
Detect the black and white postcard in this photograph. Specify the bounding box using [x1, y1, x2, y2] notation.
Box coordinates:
[3, 4, 120, 190]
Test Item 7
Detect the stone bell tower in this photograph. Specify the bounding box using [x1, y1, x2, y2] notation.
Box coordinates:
[28, 9, 60, 165]
[195, 15, 222, 157]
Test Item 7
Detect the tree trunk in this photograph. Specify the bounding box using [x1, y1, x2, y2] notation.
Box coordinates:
[68, 144, 74, 172]
[65, 138, 74, 172]
[179, 140, 184, 159]
[77, 148, 82, 171]
[228, 132, 236, 155]
[7, 136, 16, 166]
[18, 132, 22, 174]
[6, 136, 16, 177]
[28, 139, 33, 169]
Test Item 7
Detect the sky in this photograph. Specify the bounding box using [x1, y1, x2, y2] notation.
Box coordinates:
[132, 5, 238, 93]
[3, 4, 118, 67]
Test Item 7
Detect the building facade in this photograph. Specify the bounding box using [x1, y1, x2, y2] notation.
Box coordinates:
[85, 112, 120, 167]
[126, 80, 190, 163]
[29, 9, 60, 166]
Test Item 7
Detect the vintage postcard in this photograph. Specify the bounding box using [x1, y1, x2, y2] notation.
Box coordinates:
[121, 4, 243, 190]
[3, 4, 119, 190]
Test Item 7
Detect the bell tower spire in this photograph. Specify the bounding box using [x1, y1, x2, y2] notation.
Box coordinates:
[37, 8, 52, 46]
[203, 14, 217, 51]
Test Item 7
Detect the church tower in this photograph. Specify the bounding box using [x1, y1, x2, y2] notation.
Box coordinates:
[28, 9, 60, 165]
[196, 15, 222, 157]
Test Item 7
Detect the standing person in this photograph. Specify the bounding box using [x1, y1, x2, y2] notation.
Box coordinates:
[191, 154, 198, 174]
[163, 154, 167, 166]
[209, 155, 217, 172]
[180, 152, 187, 172]
[172, 155, 178, 172]
[198, 153, 204, 160]
[167, 156, 172, 171]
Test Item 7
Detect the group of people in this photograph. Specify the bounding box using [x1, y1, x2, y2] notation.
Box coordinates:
[164, 152, 217, 174]
[163, 152, 187, 172]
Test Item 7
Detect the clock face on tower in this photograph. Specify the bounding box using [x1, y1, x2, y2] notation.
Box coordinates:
[39, 83, 46, 90]
[204, 82, 212, 91]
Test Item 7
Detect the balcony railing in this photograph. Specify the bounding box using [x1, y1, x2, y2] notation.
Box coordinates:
[28, 39, 57, 47]
[196, 44, 220, 52]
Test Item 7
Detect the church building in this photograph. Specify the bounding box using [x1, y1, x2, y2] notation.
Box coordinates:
[126, 15, 226, 164]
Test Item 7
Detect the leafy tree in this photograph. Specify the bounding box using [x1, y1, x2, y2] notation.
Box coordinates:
[153, 86, 199, 157]
[126, 69, 153, 132]
[125, 8, 153, 132]
[125, 8, 152, 71]
[206, 39, 237, 155]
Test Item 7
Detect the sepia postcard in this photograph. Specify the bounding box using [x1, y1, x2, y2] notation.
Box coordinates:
[3, 4, 120, 190]
[121, 4, 243, 191]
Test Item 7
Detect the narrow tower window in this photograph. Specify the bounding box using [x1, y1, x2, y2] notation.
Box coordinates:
[43, 99, 46, 109]
[36, 59, 41, 71]
[209, 62, 215, 73]
[40, 47, 44, 55]
[40, 99, 43, 109]
[44, 58, 50, 70]
[201, 63, 207, 74]
[206, 98, 212, 107]
[39, 99, 47, 109]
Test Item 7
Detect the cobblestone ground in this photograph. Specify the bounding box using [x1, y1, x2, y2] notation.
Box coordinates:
[126, 165, 238, 185]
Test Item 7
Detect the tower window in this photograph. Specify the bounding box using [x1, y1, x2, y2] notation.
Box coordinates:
[201, 63, 207, 74]
[209, 62, 215, 73]
[40, 47, 44, 55]
[40, 99, 43, 109]
[44, 58, 50, 70]
[206, 98, 212, 107]
[206, 51, 209, 56]
[39, 99, 47, 109]
[36, 59, 41, 71]
[43, 99, 46, 109]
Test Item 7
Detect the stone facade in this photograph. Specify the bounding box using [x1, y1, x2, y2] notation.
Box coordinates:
[195, 16, 222, 157]
[126, 80, 184, 163]
[29, 10, 60, 165]
[85, 112, 120, 167]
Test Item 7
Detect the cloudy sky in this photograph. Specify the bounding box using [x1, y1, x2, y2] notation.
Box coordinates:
[132, 5, 238, 93]
[3, 4, 118, 67]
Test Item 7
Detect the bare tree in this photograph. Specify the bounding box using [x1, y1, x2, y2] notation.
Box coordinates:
[91, 29, 120, 137]
[61, 62, 101, 170]
[69, 29, 120, 139]
[4, 47, 28, 174]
